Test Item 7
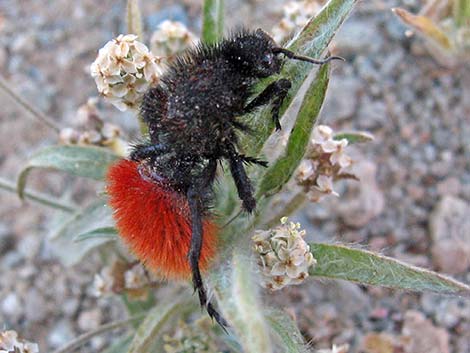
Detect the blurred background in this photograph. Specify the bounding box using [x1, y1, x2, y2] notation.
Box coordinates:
[0, 0, 469, 352]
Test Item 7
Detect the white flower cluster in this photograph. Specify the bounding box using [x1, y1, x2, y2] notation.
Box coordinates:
[316, 344, 349, 353]
[272, 0, 324, 43]
[296, 125, 353, 202]
[59, 98, 128, 156]
[252, 217, 316, 290]
[93, 262, 149, 300]
[150, 20, 197, 58]
[0, 330, 38, 353]
[90, 34, 163, 111]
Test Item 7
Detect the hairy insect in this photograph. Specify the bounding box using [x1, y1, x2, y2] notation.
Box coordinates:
[107, 28, 342, 327]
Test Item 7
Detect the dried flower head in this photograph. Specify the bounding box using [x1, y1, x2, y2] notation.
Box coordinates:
[59, 98, 128, 156]
[124, 263, 148, 289]
[90, 34, 163, 111]
[272, 0, 324, 43]
[150, 20, 197, 58]
[252, 217, 316, 290]
[296, 125, 355, 202]
[92, 261, 152, 301]
[0, 330, 39, 353]
[92, 265, 115, 297]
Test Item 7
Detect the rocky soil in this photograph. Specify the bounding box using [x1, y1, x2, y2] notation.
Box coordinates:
[0, 0, 469, 352]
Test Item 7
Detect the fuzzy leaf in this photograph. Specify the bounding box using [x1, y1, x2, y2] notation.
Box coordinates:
[74, 227, 118, 242]
[334, 131, 374, 144]
[241, 0, 358, 156]
[257, 65, 329, 198]
[309, 243, 470, 296]
[392, 8, 452, 49]
[49, 200, 115, 266]
[266, 308, 311, 353]
[17, 145, 119, 199]
[127, 0, 143, 39]
[202, 0, 224, 44]
[215, 250, 272, 353]
[127, 293, 193, 353]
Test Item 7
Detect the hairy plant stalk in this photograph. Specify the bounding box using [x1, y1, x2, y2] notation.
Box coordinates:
[0, 75, 61, 132]
[264, 192, 307, 229]
[453, 0, 470, 27]
[127, 0, 143, 39]
[0, 176, 76, 213]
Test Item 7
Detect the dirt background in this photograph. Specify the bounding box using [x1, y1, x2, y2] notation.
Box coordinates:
[0, 0, 469, 352]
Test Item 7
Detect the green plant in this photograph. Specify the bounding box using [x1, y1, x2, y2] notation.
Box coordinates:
[1, 0, 469, 352]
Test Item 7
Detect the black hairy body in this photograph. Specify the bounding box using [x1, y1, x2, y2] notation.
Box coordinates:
[130, 28, 341, 327]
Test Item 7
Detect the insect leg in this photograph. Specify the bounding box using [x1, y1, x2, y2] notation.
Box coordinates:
[225, 144, 256, 213]
[129, 143, 167, 161]
[187, 162, 228, 328]
[243, 78, 292, 130]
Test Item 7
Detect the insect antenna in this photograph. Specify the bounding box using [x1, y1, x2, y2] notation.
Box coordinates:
[273, 47, 345, 65]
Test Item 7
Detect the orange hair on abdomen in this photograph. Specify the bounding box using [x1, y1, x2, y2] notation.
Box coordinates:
[106, 159, 217, 279]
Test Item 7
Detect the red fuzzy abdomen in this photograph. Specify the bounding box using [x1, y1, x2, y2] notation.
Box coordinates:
[106, 159, 217, 279]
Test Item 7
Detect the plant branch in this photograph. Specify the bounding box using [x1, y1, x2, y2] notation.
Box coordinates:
[0, 176, 76, 213]
[0, 75, 61, 132]
[264, 192, 307, 229]
[51, 314, 145, 353]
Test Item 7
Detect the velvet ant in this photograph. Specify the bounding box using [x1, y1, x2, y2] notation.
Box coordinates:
[106, 28, 342, 328]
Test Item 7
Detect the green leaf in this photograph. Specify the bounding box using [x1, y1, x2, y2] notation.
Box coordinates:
[127, 0, 143, 39]
[334, 131, 374, 144]
[309, 243, 470, 296]
[266, 308, 310, 353]
[257, 64, 329, 198]
[17, 145, 119, 199]
[241, 0, 358, 156]
[49, 200, 116, 266]
[127, 293, 194, 353]
[74, 227, 118, 242]
[202, 0, 224, 44]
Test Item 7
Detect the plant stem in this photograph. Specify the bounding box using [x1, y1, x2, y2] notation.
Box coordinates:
[0, 177, 76, 213]
[264, 192, 307, 229]
[454, 0, 470, 27]
[126, 0, 143, 39]
[51, 315, 145, 353]
[0, 75, 61, 133]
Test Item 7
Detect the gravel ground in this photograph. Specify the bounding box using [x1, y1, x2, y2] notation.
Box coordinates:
[0, 0, 469, 352]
